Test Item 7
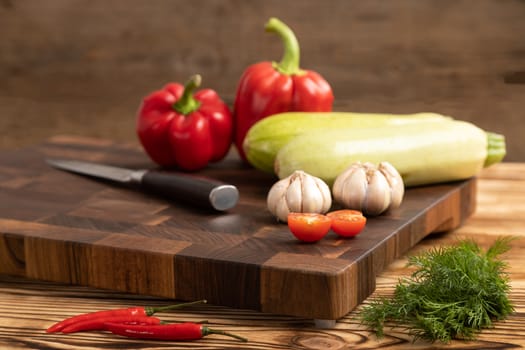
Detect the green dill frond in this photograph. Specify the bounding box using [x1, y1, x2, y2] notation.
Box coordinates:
[360, 236, 516, 343]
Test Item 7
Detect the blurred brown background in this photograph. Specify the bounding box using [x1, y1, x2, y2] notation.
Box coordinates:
[1, 0, 524, 160]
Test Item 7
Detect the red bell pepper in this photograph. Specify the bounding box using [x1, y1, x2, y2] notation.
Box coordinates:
[233, 17, 334, 161]
[137, 75, 233, 171]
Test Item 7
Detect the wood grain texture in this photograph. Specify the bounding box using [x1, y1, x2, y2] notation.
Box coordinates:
[0, 136, 476, 320]
[1, 0, 524, 161]
[0, 163, 524, 349]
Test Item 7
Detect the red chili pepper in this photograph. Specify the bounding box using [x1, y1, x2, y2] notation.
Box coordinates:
[46, 299, 206, 333]
[60, 315, 161, 334]
[137, 74, 233, 171]
[233, 17, 334, 161]
[104, 322, 247, 342]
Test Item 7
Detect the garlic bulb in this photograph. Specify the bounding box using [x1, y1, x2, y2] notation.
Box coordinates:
[267, 170, 332, 222]
[332, 161, 404, 216]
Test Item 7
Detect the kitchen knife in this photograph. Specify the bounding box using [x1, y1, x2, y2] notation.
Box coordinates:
[46, 158, 239, 211]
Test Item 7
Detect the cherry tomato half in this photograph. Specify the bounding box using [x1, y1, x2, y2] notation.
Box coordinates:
[326, 210, 367, 237]
[287, 213, 332, 243]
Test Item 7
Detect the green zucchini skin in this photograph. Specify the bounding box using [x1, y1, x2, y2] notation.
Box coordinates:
[274, 120, 492, 187]
[243, 112, 451, 173]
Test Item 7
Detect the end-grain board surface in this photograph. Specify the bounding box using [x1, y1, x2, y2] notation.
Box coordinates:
[0, 136, 476, 320]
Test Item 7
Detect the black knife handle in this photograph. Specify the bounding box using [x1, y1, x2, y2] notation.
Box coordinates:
[140, 171, 239, 211]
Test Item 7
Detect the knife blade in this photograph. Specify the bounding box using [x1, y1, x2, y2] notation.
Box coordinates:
[46, 158, 239, 211]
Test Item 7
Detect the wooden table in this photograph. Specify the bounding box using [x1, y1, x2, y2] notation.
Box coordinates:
[1, 162, 524, 349]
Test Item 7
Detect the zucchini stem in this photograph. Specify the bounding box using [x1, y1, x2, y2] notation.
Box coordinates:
[484, 132, 506, 167]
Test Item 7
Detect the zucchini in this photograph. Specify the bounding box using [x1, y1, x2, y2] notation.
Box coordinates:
[274, 120, 506, 187]
[243, 112, 451, 173]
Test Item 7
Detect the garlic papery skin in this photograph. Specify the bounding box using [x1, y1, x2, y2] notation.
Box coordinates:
[332, 161, 404, 216]
[267, 170, 332, 222]
[378, 161, 405, 209]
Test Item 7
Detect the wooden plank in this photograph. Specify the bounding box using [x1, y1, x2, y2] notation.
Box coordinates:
[0, 163, 523, 348]
[2, 0, 524, 162]
[0, 137, 476, 319]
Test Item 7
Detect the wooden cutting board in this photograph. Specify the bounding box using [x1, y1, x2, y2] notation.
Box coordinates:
[0, 136, 476, 320]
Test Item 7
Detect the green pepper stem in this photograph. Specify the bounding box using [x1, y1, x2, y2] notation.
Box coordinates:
[265, 17, 303, 76]
[145, 299, 207, 316]
[173, 74, 202, 115]
[202, 326, 248, 342]
[484, 132, 506, 167]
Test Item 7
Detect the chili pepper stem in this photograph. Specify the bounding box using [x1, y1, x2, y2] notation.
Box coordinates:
[145, 299, 207, 316]
[202, 326, 248, 342]
[265, 17, 304, 76]
[173, 74, 202, 115]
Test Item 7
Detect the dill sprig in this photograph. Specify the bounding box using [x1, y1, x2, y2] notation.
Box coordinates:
[360, 236, 515, 343]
